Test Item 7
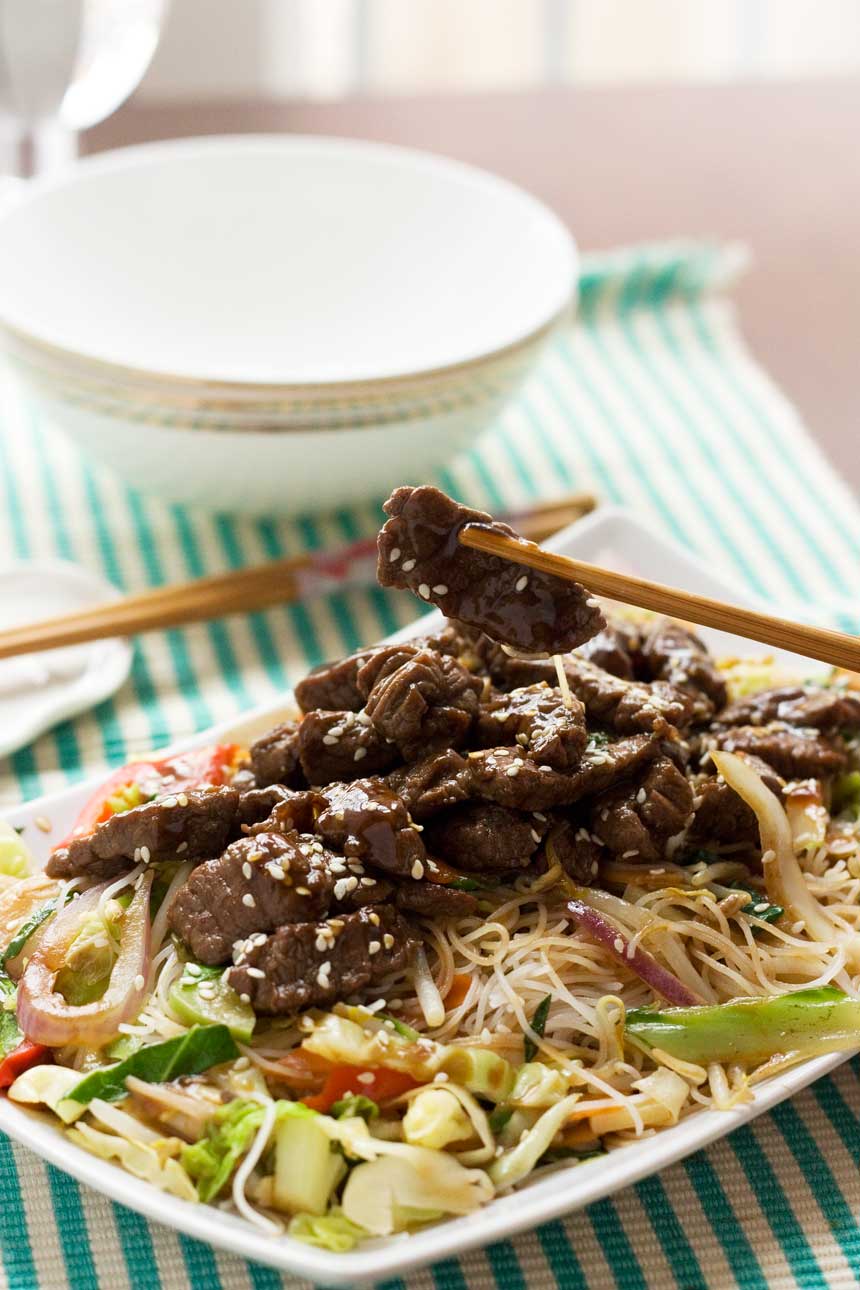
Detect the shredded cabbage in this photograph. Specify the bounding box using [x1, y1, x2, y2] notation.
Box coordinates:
[488, 1094, 581, 1189]
[403, 1088, 472, 1150]
[182, 1099, 266, 1202]
[8, 1064, 86, 1124]
[341, 1147, 493, 1235]
[288, 1210, 368, 1253]
[69, 1122, 197, 1201]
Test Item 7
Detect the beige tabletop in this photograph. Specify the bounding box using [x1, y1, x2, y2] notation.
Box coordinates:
[84, 78, 860, 490]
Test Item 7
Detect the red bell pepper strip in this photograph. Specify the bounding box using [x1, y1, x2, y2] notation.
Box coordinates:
[0, 1041, 50, 1089]
[61, 744, 244, 845]
[301, 1063, 419, 1112]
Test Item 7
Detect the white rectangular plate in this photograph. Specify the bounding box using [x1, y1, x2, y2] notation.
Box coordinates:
[0, 506, 844, 1285]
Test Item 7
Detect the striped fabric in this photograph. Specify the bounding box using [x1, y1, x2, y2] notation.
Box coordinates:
[1, 242, 859, 1289]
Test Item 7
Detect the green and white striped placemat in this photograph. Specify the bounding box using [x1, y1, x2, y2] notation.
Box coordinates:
[1, 243, 860, 1289]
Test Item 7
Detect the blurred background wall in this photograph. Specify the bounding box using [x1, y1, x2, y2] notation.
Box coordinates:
[139, 0, 860, 101]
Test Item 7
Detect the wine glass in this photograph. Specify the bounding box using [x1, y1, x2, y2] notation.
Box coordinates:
[0, 0, 169, 177]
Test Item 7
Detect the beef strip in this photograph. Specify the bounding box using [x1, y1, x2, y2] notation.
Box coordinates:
[394, 881, 479, 918]
[46, 785, 244, 880]
[228, 905, 415, 1014]
[466, 733, 662, 810]
[377, 485, 605, 652]
[476, 683, 587, 771]
[246, 788, 325, 837]
[708, 723, 847, 780]
[316, 778, 427, 877]
[539, 817, 604, 884]
[361, 646, 482, 758]
[386, 750, 475, 819]
[575, 625, 636, 680]
[167, 831, 390, 964]
[640, 619, 727, 718]
[717, 686, 860, 732]
[476, 651, 694, 736]
[688, 754, 784, 847]
[589, 756, 694, 863]
[249, 720, 305, 789]
[297, 710, 399, 786]
[293, 649, 375, 714]
[423, 802, 545, 873]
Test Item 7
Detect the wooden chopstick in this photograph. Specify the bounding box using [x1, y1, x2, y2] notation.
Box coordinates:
[459, 526, 860, 672]
[0, 493, 597, 661]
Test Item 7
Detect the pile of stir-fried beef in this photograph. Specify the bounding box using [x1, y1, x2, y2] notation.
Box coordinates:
[46, 486, 860, 1015]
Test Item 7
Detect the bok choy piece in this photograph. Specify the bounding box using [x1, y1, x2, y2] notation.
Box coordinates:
[68, 1024, 239, 1104]
[625, 986, 860, 1067]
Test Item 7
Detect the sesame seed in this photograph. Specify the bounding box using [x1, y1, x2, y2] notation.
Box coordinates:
[402, 559, 416, 572]
[239, 993, 251, 1004]
[530, 829, 541, 844]
[613, 936, 625, 954]
[34, 816, 52, 833]
[139, 845, 151, 863]
[369, 911, 380, 926]
[622, 849, 639, 859]
[354, 747, 368, 762]
[133, 974, 145, 990]
[418, 583, 431, 599]
[242, 893, 256, 908]
[322, 734, 339, 746]
[636, 788, 647, 805]
[177, 793, 189, 808]
[360, 876, 376, 887]
[246, 966, 265, 979]
[267, 863, 285, 881]
[383, 933, 395, 949]
[411, 860, 425, 880]
[296, 886, 311, 896]
[176, 841, 188, 853]
[198, 985, 216, 1000]
[388, 547, 401, 562]
[242, 861, 253, 879]
[533, 811, 546, 822]
[515, 575, 528, 592]
[311, 841, 324, 853]
[368, 940, 381, 955]
[185, 964, 202, 977]
[357, 1071, 376, 1085]
[433, 1071, 450, 1083]
[505, 764, 521, 778]
[432, 584, 448, 596]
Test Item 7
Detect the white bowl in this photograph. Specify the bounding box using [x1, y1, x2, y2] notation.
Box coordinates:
[0, 136, 576, 512]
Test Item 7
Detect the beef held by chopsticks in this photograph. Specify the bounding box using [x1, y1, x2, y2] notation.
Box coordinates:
[377, 485, 605, 652]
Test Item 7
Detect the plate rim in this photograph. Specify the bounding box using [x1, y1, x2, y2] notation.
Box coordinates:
[0, 507, 848, 1284]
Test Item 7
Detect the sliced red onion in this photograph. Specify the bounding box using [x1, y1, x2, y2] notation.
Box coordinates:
[566, 898, 702, 1006]
[17, 872, 153, 1049]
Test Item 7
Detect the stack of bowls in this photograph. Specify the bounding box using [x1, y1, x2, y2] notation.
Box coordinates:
[0, 136, 577, 514]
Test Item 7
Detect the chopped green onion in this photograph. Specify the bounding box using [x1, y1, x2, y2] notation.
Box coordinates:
[524, 994, 552, 1063]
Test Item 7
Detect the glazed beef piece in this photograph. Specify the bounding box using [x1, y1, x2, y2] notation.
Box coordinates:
[480, 652, 694, 736]
[361, 646, 482, 758]
[294, 649, 377, 714]
[424, 802, 545, 873]
[394, 881, 479, 918]
[297, 709, 399, 786]
[387, 751, 474, 819]
[476, 683, 587, 771]
[46, 785, 243, 880]
[317, 778, 427, 877]
[467, 732, 661, 810]
[717, 686, 860, 732]
[168, 830, 391, 964]
[688, 755, 784, 847]
[640, 619, 727, 719]
[708, 723, 847, 780]
[540, 817, 603, 884]
[246, 787, 324, 837]
[228, 905, 415, 1014]
[249, 720, 305, 789]
[377, 485, 605, 652]
[576, 626, 635, 680]
[589, 756, 694, 863]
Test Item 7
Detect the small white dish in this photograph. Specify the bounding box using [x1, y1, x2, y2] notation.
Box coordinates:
[0, 136, 576, 513]
[0, 509, 839, 1282]
[0, 561, 131, 758]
